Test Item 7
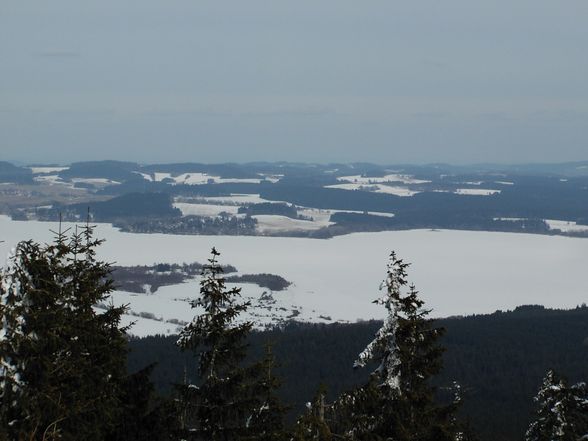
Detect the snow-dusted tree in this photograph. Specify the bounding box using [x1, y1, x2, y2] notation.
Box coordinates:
[525, 370, 588, 441]
[568, 381, 588, 440]
[0, 225, 128, 440]
[334, 251, 456, 441]
[176, 247, 259, 440]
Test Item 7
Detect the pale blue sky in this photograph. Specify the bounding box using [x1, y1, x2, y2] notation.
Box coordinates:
[1, 1, 587, 164]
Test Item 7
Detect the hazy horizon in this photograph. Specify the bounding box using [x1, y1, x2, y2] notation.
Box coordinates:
[2, 1, 587, 165]
[5, 158, 588, 169]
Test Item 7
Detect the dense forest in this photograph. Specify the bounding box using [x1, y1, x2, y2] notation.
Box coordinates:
[128, 305, 588, 441]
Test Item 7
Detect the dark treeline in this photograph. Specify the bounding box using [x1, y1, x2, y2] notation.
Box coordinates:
[238, 202, 300, 219]
[128, 305, 588, 441]
[116, 214, 257, 235]
[36, 192, 181, 222]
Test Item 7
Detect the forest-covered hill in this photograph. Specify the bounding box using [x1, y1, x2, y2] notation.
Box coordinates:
[128, 305, 588, 441]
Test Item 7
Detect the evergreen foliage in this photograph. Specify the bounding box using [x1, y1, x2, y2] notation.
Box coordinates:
[127, 305, 588, 441]
[332, 251, 457, 440]
[525, 370, 588, 441]
[292, 385, 333, 441]
[244, 344, 289, 441]
[108, 363, 177, 441]
[0, 225, 129, 440]
[176, 247, 287, 440]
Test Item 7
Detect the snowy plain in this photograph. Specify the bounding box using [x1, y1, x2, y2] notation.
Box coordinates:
[336, 174, 430, 185]
[1, 215, 587, 337]
[325, 183, 421, 197]
[545, 220, 588, 233]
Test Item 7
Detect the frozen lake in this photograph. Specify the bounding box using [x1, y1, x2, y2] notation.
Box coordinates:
[1, 215, 587, 335]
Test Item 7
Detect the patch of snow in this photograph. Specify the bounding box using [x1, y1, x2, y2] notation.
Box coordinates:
[296, 208, 334, 225]
[70, 178, 120, 185]
[257, 174, 283, 183]
[152, 172, 262, 185]
[195, 194, 280, 205]
[134, 172, 153, 181]
[153, 172, 172, 182]
[299, 208, 394, 223]
[110, 280, 329, 337]
[454, 188, 501, 196]
[546, 220, 588, 233]
[173, 203, 240, 217]
[33, 175, 67, 185]
[118, 313, 183, 337]
[337, 174, 430, 185]
[253, 215, 329, 233]
[29, 166, 69, 174]
[376, 185, 420, 196]
[325, 183, 419, 197]
[362, 211, 395, 218]
[215, 177, 262, 184]
[172, 173, 216, 185]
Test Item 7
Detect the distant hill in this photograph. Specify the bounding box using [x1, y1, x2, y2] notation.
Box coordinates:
[58, 160, 140, 182]
[140, 162, 261, 179]
[0, 162, 33, 184]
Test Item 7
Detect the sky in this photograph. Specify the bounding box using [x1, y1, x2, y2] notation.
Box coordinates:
[1, 1, 587, 165]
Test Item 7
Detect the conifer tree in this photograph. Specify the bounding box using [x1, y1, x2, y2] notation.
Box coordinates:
[108, 363, 178, 441]
[0, 225, 129, 440]
[292, 385, 333, 441]
[334, 251, 457, 441]
[245, 343, 289, 441]
[176, 247, 258, 440]
[525, 370, 588, 441]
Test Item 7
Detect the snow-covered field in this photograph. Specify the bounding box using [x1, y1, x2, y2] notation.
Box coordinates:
[325, 183, 420, 197]
[454, 188, 501, 196]
[29, 166, 69, 174]
[336, 174, 430, 185]
[494, 218, 588, 233]
[546, 220, 588, 233]
[70, 178, 121, 186]
[326, 173, 427, 196]
[1, 215, 587, 337]
[298, 208, 394, 224]
[173, 202, 240, 217]
[147, 172, 264, 185]
[172, 200, 395, 233]
[253, 215, 329, 233]
[191, 194, 281, 205]
[33, 175, 68, 185]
